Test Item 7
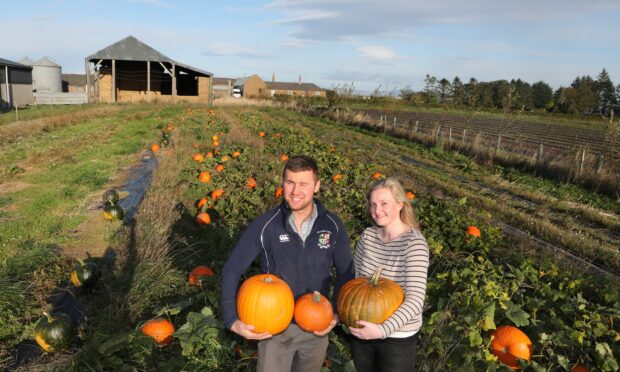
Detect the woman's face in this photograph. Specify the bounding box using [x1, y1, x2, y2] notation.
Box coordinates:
[369, 187, 403, 228]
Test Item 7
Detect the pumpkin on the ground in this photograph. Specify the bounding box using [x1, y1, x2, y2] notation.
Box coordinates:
[188, 265, 215, 285]
[275, 187, 283, 198]
[237, 274, 294, 335]
[141, 318, 175, 345]
[195, 212, 211, 225]
[336, 267, 404, 328]
[70, 259, 99, 287]
[406, 191, 415, 200]
[198, 171, 211, 183]
[371, 172, 383, 180]
[35, 312, 75, 352]
[467, 225, 481, 237]
[490, 325, 532, 369]
[103, 189, 120, 205]
[294, 291, 333, 333]
[103, 204, 124, 221]
[246, 177, 257, 190]
[150, 143, 160, 153]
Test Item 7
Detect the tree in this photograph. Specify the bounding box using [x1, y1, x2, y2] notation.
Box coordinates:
[438, 78, 452, 103]
[423, 74, 439, 104]
[510, 79, 533, 110]
[452, 76, 465, 106]
[596, 68, 617, 116]
[570, 76, 598, 115]
[531, 81, 553, 109]
[400, 85, 415, 102]
[464, 78, 479, 107]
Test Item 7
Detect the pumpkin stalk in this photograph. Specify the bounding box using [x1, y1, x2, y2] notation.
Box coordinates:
[312, 290, 322, 303]
[369, 266, 384, 286]
[43, 311, 54, 323]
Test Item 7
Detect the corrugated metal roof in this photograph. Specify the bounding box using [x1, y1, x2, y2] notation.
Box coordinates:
[34, 57, 61, 67]
[62, 74, 88, 86]
[213, 77, 235, 85]
[234, 77, 250, 86]
[265, 82, 325, 91]
[86, 35, 212, 77]
[0, 57, 33, 69]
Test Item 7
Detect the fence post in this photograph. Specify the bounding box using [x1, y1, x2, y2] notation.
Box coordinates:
[496, 135, 502, 150]
[435, 125, 442, 138]
[578, 148, 586, 178]
[595, 154, 604, 175]
[462, 129, 466, 145]
[449, 127, 452, 142]
[414, 120, 418, 132]
[15, 106, 19, 121]
[393, 117, 397, 126]
[538, 144, 544, 162]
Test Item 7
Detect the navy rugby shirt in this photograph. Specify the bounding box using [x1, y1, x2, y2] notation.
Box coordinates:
[220, 199, 354, 330]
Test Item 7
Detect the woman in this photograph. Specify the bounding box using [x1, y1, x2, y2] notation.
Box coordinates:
[349, 177, 429, 372]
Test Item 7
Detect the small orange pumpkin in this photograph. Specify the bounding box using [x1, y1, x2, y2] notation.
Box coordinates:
[467, 225, 481, 237]
[490, 325, 532, 369]
[188, 265, 215, 285]
[212, 140, 220, 147]
[141, 318, 174, 345]
[211, 188, 225, 200]
[275, 187, 283, 198]
[221, 155, 230, 162]
[197, 197, 209, 210]
[280, 154, 289, 162]
[195, 212, 211, 225]
[206, 151, 213, 158]
[571, 365, 589, 372]
[273, 133, 281, 139]
[237, 274, 294, 335]
[198, 171, 211, 183]
[150, 143, 161, 153]
[406, 191, 415, 200]
[294, 291, 334, 333]
[332, 174, 343, 182]
[232, 151, 241, 158]
[212, 135, 219, 141]
[215, 164, 224, 172]
[193, 153, 205, 163]
[246, 177, 257, 189]
[258, 131, 266, 137]
[371, 172, 383, 180]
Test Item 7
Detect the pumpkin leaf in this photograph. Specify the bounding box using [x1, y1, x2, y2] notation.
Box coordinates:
[504, 301, 530, 327]
[480, 303, 496, 331]
[468, 328, 483, 347]
[153, 299, 193, 317]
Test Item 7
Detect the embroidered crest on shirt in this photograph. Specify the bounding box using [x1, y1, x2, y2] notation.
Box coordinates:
[317, 231, 331, 249]
[279, 234, 290, 242]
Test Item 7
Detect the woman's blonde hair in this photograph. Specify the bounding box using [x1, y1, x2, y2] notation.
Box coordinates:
[367, 177, 420, 230]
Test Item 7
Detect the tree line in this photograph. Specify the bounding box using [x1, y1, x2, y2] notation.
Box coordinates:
[399, 68, 618, 116]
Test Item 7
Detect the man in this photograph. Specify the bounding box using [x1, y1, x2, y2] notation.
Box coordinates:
[221, 155, 354, 372]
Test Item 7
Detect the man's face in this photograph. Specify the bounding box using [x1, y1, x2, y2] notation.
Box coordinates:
[282, 169, 320, 213]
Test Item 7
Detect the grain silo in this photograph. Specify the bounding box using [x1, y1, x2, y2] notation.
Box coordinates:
[32, 57, 62, 92]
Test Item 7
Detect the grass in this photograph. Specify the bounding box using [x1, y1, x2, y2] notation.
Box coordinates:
[0, 104, 103, 125]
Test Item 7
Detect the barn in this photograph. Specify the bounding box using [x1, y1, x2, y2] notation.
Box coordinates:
[0, 58, 34, 110]
[85, 35, 212, 104]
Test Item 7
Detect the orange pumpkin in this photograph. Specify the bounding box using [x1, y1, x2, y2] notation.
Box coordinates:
[275, 187, 283, 198]
[206, 151, 213, 158]
[212, 140, 220, 147]
[215, 164, 224, 172]
[371, 172, 383, 180]
[571, 365, 589, 372]
[280, 154, 289, 162]
[212, 135, 219, 141]
[195, 212, 211, 225]
[246, 177, 257, 189]
[237, 274, 294, 335]
[221, 155, 230, 162]
[193, 153, 205, 163]
[141, 318, 174, 345]
[332, 174, 343, 182]
[336, 267, 404, 328]
[198, 171, 211, 183]
[406, 191, 415, 200]
[273, 133, 281, 139]
[467, 225, 481, 237]
[193, 143, 200, 149]
[211, 188, 225, 201]
[197, 197, 209, 210]
[490, 325, 532, 369]
[188, 265, 215, 285]
[294, 291, 334, 333]
[150, 143, 161, 153]
[232, 151, 241, 158]
[258, 131, 266, 137]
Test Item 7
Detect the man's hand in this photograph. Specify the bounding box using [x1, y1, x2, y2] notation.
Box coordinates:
[349, 320, 383, 340]
[313, 313, 339, 337]
[231, 320, 272, 340]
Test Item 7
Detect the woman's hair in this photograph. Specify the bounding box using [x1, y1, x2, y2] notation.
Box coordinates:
[367, 177, 420, 229]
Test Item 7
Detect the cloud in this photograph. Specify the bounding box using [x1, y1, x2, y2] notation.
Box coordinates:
[357, 45, 397, 61]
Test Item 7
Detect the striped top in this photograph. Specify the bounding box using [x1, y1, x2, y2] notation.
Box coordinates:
[353, 226, 429, 338]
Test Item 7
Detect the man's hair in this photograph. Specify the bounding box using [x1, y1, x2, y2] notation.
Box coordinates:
[282, 155, 319, 181]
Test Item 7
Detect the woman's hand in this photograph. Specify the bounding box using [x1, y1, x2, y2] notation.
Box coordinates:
[313, 314, 340, 336]
[231, 319, 272, 340]
[349, 320, 383, 340]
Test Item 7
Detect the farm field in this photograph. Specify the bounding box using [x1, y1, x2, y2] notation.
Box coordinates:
[0, 104, 618, 371]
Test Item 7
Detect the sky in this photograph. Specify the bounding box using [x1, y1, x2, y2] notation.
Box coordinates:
[3, 0, 619, 95]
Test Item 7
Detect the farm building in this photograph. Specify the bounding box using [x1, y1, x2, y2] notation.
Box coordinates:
[232, 75, 267, 98]
[212, 77, 235, 98]
[85, 35, 213, 104]
[62, 74, 88, 93]
[0, 58, 33, 110]
[265, 80, 326, 98]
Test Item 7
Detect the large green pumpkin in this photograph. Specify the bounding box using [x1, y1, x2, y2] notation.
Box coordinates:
[102, 189, 120, 205]
[336, 267, 404, 328]
[70, 259, 99, 287]
[34, 312, 76, 353]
